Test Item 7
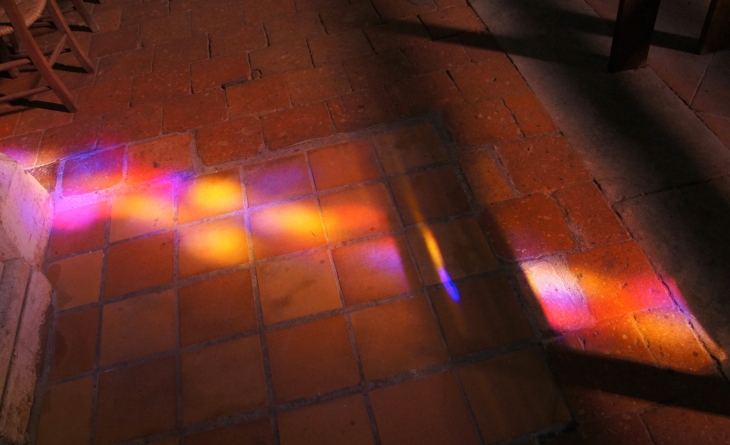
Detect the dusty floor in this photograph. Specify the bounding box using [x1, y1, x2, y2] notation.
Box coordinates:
[0, 0, 728, 444]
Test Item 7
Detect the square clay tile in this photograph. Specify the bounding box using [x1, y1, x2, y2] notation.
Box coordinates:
[178, 215, 249, 279]
[250, 199, 326, 259]
[95, 357, 177, 444]
[61, 148, 125, 196]
[184, 419, 273, 445]
[36, 378, 93, 445]
[226, 76, 290, 118]
[443, 99, 523, 148]
[284, 65, 352, 106]
[178, 270, 257, 346]
[327, 88, 398, 134]
[120, 1, 168, 28]
[243, 154, 313, 207]
[332, 235, 421, 305]
[389, 165, 471, 225]
[249, 40, 313, 76]
[243, 0, 296, 22]
[191, 54, 250, 93]
[319, 1, 381, 34]
[190, 2, 244, 35]
[567, 241, 672, 321]
[503, 92, 558, 137]
[309, 30, 373, 66]
[458, 150, 514, 205]
[449, 56, 528, 103]
[127, 133, 193, 185]
[50, 308, 98, 380]
[181, 337, 268, 424]
[370, 0, 435, 20]
[210, 24, 268, 57]
[364, 17, 430, 54]
[89, 27, 139, 58]
[99, 102, 162, 147]
[402, 37, 470, 75]
[257, 250, 341, 325]
[264, 12, 325, 45]
[178, 169, 244, 224]
[309, 140, 381, 190]
[350, 296, 448, 380]
[563, 314, 654, 364]
[431, 276, 533, 357]
[458, 348, 572, 444]
[370, 372, 481, 445]
[48, 201, 107, 258]
[38, 118, 100, 166]
[196, 116, 264, 166]
[405, 217, 498, 286]
[266, 315, 360, 402]
[75, 78, 132, 120]
[104, 232, 175, 297]
[278, 394, 375, 445]
[480, 194, 577, 261]
[320, 183, 401, 243]
[100, 290, 176, 365]
[261, 102, 335, 149]
[131, 65, 190, 106]
[371, 124, 448, 174]
[0, 132, 41, 168]
[495, 135, 591, 194]
[162, 89, 227, 133]
[139, 13, 190, 46]
[95, 48, 153, 85]
[47, 250, 103, 310]
[458, 31, 505, 63]
[29, 162, 58, 192]
[419, 5, 486, 39]
[385, 71, 464, 117]
[343, 52, 415, 91]
[152, 35, 209, 70]
[109, 183, 175, 242]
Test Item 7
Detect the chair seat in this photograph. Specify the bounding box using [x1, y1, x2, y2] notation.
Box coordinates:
[0, 0, 47, 36]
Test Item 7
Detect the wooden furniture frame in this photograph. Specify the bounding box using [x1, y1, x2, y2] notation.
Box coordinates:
[608, 0, 730, 71]
[0, 0, 95, 112]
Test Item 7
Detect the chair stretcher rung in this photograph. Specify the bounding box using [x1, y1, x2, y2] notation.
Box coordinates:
[0, 86, 51, 103]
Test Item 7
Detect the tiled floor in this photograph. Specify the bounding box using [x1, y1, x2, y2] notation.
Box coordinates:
[0, 0, 727, 444]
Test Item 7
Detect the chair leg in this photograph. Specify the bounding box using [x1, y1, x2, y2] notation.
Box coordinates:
[69, 0, 100, 32]
[0, 0, 77, 111]
[44, 0, 95, 73]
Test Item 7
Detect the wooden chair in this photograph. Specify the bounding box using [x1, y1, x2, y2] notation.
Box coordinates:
[62, 0, 99, 32]
[0, 0, 94, 112]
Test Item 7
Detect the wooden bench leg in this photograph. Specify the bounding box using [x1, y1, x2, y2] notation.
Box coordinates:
[69, 0, 100, 32]
[698, 0, 730, 54]
[608, 0, 662, 72]
[45, 0, 95, 73]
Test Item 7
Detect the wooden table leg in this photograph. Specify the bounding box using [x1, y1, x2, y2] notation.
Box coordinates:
[698, 0, 730, 54]
[608, 0, 662, 72]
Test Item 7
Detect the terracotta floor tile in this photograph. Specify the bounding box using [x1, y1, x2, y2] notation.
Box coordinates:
[308, 29, 373, 66]
[61, 147, 125, 196]
[190, 2, 244, 35]
[48, 201, 106, 258]
[47, 250, 103, 310]
[181, 337, 268, 424]
[99, 102, 162, 147]
[37, 118, 100, 165]
[267, 315, 360, 402]
[443, 99, 523, 148]
[567, 241, 673, 321]
[389, 165, 471, 225]
[109, 183, 175, 242]
[332, 235, 421, 305]
[0, 132, 40, 168]
[320, 1, 380, 34]
[95, 357, 177, 444]
[431, 275, 532, 357]
[371, 124, 448, 174]
[406, 217, 498, 285]
[284, 65, 352, 106]
[386, 71, 464, 117]
[364, 17, 430, 54]
[350, 296, 448, 380]
[75, 78, 132, 121]
[179, 270, 257, 346]
[249, 40, 313, 76]
[343, 52, 415, 91]
[458, 348, 572, 444]
[327, 88, 398, 133]
[634, 308, 717, 375]
[264, 12, 325, 46]
[162, 89, 227, 133]
[196, 116, 264, 165]
[295, 0, 348, 14]
[29, 162, 58, 192]
[243, 154, 313, 207]
[459, 150, 514, 205]
[449, 56, 529, 102]
[250, 199, 326, 259]
[320, 183, 400, 242]
[243, 0, 296, 23]
[89, 26, 139, 58]
[50, 308, 98, 380]
[191, 54, 250, 93]
[36, 378, 93, 445]
[370, 371, 480, 445]
[127, 133, 193, 185]
[257, 250, 341, 324]
[481, 194, 577, 261]
[210, 24, 268, 57]
[153, 35, 209, 70]
[184, 419, 273, 445]
[140, 13, 190, 46]
[370, 0, 435, 20]
[226, 76, 290, 118]
[309, 139, 381, 190]
[458, 31, 507, 63]
[104, 232, 175, 298]
[131, 65, 190, 106]
[642, 406, 730, 445]
[261, 102, 335, 149]
[279, 394, 375, 445]
[495, 135, 591, 194]
[402, 37, 470, 75]
[546, 413, 654, 445]
[419, 5, 486, 39]
[96, 48, 153, 85]
[100, 290, 176, 365]
[503, 92, 559, 137]
[15, 94, 71, 135]
[178, 169, 244, 224]
[178, 215, 249, 279]
[120, 1, 168, 28]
